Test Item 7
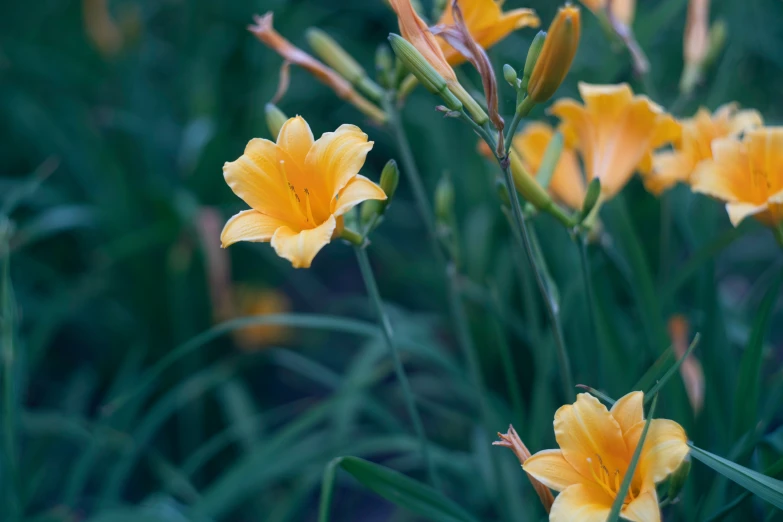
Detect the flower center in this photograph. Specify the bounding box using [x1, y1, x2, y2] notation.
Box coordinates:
[586, 455, 638, 505]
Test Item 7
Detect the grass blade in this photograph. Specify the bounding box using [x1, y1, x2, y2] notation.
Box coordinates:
[645, 333, 701, 403]
[607, 394, 658, 522]
[318, 456, 480, 522]
[732, 272, 783, 440]
[689, 443, 783, 510]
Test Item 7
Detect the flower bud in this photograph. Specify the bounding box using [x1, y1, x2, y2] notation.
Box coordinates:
[527, 6, 581, 103]
[520, 30, 546, 92]
[376, 44, 394, 88]
[307, 28, 384, 102]
[264, 103, 288, 139]
[666, 456, 692, 502]
[580, 178, 601, 221]
[435, 175, 455, 224]
[380, 160, 400, 204]
[705, 20, 727, 67]
[389, 34, 463, 111]
[360, 200, 383, 226]
[503, 64, 518, 88]
[496, 179, 511, 208]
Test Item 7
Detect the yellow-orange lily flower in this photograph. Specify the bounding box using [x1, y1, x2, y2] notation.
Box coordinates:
[644, 104, 763, 195]
[435, 0, 540, 65]
[220, 116, 386, 268]
[524, 392, 689, 522]
[691, 127, 783, 227]
[480, 123, 586, 210]
[232, 286, 291, 350]
[551, 83, 680, 200]
[579, 0, 635, 27]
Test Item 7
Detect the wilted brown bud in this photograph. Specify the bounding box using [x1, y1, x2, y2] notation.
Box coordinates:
[249, 13, 386, 123]
[527, 5, 581, 103]
[494, 425, 555, 513]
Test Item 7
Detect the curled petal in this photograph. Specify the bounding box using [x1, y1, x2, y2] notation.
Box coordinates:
[332, 175, 387, 216]
[523, 449, 585, 492]
[223, 139, 290, 220]
[624, 419, 690, 484]
[621, 481, 661, 522]
[221, 210, 287, 248]
[270, 215, 337, 269]
[277, 116, 314, 167]
[610, 391, 644, 436]
[549, 483, 613, 522]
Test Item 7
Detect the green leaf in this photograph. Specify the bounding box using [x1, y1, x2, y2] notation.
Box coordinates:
[318, 456, 480, 522]
[732, 272, 783, 440]
[689, 443, 783, 510]
[645, 333, 701, 403]
[607, 394, 658, 522]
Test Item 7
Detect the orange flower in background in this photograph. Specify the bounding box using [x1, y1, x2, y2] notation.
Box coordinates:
[221, 116, 386, 268]
[579, 0, 635, 26]
[480, 123, 586, 210]
[644, 104, 762, 195]
[249, 13, 386, 123]
[551, 83, 680, 200]
[435, 0, 540, 65]
[524, 392, 690, 522]
[233, 287, 291, 350]
[668, 316, 704, 415]
[691, 127, 783, 227]
[83, 0, 123, 56]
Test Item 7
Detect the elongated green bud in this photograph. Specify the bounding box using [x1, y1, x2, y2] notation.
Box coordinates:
[435, 175, 455, 224]
[503, 64, 518, 87]
[666, 457, 691, 502]
[705, 20, 727, 67]
[388, 34, 462, 111]
[380, 160, 399, 205]
[376, 44, 394, 88]
[265, 103, 288, 139]
[496, 179, 511, 208]
[580, 178, 601, 221]
[527, 6, 581, 103]
[520, 31, 546, 92]
[360, 200, 383, 226]
[307, 28, 384, 101]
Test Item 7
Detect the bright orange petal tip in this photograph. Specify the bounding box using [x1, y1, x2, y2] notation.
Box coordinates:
[220, 116, 386, 268]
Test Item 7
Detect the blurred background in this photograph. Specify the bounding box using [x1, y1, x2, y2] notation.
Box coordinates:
[2, 0, 783, 520]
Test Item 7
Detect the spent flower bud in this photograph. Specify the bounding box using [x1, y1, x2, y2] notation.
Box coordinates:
[389, 34, 462, 111]
[580, 178, 601, 221]
[264, 103, 288, 139]
[527, 6, 580, 103]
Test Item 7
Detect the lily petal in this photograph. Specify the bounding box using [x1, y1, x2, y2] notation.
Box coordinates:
[270, 215, 337, 269]
[220, 210, 287, 248]
[332, 175, 387, 216]
[523, 449, 585, 492]
[621, 482, 661, 522]
[549, 483, 613, 522]
[624, 419, 689, 484]
[306, 124, 374, 198]
[726, 202, 769, 227]
[555, 393, 628, 480]
[276, 116, 314, 168]
[224, 139, 290, 220]
[611, 391, 644, 436]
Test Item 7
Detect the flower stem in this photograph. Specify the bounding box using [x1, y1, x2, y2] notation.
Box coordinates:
[353, 246, 441, 490]
[577, 234, 601, 382]
[504, 96, 535, 155]
[500, 162, 574, 400]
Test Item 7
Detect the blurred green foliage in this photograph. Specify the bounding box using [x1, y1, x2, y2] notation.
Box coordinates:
[2, 0, 783, 520]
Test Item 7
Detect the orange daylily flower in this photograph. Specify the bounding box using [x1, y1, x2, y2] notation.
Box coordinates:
[668, 316, 704, 415]
[691, 127, 783, 227]
[551, 83, 680, 200]
[524, 392, 690, 522]
[221, 116, 386, 268]
[479, 123, 586, 210]
[435, 0, 540, 65]
[644, 104, 762, 195]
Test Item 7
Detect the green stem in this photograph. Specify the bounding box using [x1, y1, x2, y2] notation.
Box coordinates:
[577, 235, 601, 383]
[504, 96, 535, 155]
[384, 95, 445, 266]
[353, 246, 440, 490]
[499, 163, 574, 400]
[489, 286, 525, 425]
